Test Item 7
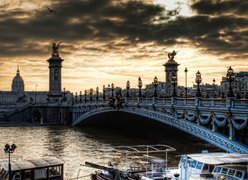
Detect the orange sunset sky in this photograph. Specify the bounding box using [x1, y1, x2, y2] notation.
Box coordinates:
[0, 0, 247, 93]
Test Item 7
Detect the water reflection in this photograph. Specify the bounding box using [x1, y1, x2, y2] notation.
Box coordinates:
[0, 122, 220, 179]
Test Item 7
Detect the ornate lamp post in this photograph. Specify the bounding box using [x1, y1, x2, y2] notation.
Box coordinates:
[184, 67, 188, 98]
[138, 77, 142, 97]
[153, 76, 158, 97]
[172, 74, 177, 97]
[4, 144, 17, 180]
[107, 84, 110, 98]
[63, 87, 66, 98]
[96, 87, 99, 101]
[213, 78, 217, 98]
[126, 80, 130, 98]
[79, 91, 82, 103]
[84, 90, 87, 102]
[195, 70, 202, 97]
[103, 85, 106, 101]
[75, 92, 78, 104]
[226, 66, 235, 97]
[90, 88, 93, 101]
[111, 83, 114, 97]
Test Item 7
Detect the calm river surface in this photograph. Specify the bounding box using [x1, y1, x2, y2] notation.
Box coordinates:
[0, 121, 220, 179]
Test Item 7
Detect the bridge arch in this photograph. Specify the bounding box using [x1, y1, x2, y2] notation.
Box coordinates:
[73, 107, 248, 153]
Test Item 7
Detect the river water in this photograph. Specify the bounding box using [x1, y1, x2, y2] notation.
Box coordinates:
[0, 118, 221, 179]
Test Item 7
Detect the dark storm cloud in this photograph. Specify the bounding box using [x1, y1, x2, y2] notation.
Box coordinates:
[0, 0, 247, 59]
[191, 0, 248, 16]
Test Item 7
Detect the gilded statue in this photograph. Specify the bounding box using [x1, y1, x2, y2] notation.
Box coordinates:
[166, 50, 178, 60]
[52, 42, 61, 57]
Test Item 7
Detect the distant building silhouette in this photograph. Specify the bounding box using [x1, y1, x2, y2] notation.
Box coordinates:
[11, 66, 24, 92]
[221, 71, 248, 98]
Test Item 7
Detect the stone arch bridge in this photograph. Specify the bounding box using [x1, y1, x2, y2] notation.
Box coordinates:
[73, 97, 248, 153]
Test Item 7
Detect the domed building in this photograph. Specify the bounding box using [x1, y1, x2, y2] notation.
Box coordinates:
[11, 66, 25, 92]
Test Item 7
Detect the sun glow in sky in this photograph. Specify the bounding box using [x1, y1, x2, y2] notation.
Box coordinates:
[0, 0, 247, 93]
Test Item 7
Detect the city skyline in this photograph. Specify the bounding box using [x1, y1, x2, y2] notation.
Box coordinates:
[0, 0, 247, 92]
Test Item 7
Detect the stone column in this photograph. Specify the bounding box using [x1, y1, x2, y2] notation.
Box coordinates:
[228, 120, 235, 141]
[211, 119, 217, 132]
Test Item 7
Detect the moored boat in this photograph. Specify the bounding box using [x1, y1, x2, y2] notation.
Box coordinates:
[0, 157, 64, 180]
[85, 145, 248, 180]
[179, 152, 248, 180]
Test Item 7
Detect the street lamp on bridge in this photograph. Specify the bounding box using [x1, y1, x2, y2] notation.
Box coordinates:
[63, 87, 66, 99]
[126, 80, 130, 98]
[172, 74, 177, 97]
[195, 70, 202, 97]
[103, 85, 106, 101]
[111, 83, 114, 97]
[79, 91, 82, 103]
[4, 144, 17, 180]
[213, 78, 217, 98]
[226, 66, 235, 98]
[138, 77, 142, 98]
[184, 67, 188, 98]
[153, 76, 158, 98]
[89, 88, 93, 101]
[96, 87, 99, 101]
[84, 90, 87, 102]
[75, 92, 78, 104]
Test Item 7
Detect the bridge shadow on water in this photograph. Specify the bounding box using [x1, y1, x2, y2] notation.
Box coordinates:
[75, 111, 222, 159]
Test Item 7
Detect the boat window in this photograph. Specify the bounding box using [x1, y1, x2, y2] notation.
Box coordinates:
[235, 171, 243, 178]
[228, 169, 235, 176]
[221, 168, 228, 174]
[24, 170, 32, 180]
[12, 172, 21, 180]
[0, 168, 5, 178]
[189, 160, 197, 168]
[196, 162, 203, 170]
[202, 164, 209, 171]
[34, 168, 47, 179]
[213, 167, 221, 173]
[49, 166, 62, 177]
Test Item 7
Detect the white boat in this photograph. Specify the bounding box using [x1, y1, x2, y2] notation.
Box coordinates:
[179, 152, 248, 180]
[85, 145, 248, 180]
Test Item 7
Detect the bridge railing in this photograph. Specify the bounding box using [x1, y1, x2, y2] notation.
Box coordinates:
[74, 97, 248, 111]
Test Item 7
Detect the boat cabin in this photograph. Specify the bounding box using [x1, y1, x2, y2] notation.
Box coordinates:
[0, 157, 64, 180]
[179, 153, 248, 180]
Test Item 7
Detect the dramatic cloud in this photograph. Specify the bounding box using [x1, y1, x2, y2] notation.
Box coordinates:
[0, 0, 247, 91]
